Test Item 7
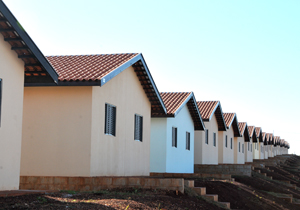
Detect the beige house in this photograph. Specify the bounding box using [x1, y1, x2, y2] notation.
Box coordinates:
[194, 101, 227, 165]
[21, 53, 166, 177]
[219, 113, 241, 164]
[0, 2, 58, 190]
[262, 132, 269, 159]
[235, 122, 250, 164]
[245, 126, 257, 163]
[254, 127, 263, 160]
[267, 133, 274, 157]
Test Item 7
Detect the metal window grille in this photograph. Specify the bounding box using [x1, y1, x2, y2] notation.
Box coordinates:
[104, 103, 116, 136]
[134, 114, 143, 141]
[172, 127, 177, 147]
[230, 138, 233, 149]
[248, 142, 249, 151]
[213, 133, 216, 147]
[205, 129, 209, 144]
[225, 135, 228, 147]
[239, 142, 240, 152]
[251, 144, 252, 152]
[242, 144, 244, 153]
[186, 132, 190, 150]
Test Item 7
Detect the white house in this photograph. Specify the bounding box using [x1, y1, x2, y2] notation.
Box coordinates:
[267, 133, 274, 157]
[235, 122, 250, 164]
[262, 132, 269, 159]
[245, 126, 257, 163]
[0, 2, 58, 190]
[194, 101, 227, 165]
[150, 92, 204, 173]
[254, 127, 263, 160]
[219, 113, 241, 164]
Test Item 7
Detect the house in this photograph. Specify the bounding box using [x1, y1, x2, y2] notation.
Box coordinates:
[194, 101, 227, 165]
[274, 136, 280, 156]
[245, 126, 257, 163]
[235, 122, 250, 164]
[262, 132, 269, 159]
[0, 2, 58, 190]
[21, 53, 167, 177]
[150, 92, 204, 173]
[219, 113, 241, 164]
[267, 133, 274, 157]
[253, 127, 263, 160]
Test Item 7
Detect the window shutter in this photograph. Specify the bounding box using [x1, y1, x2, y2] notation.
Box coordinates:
[134, 114, 143, 141]
[186, 132, 190, 150]
[105, 103, 116, 136]
[205, 129, 209, 144]
[172, 127, 177, 147]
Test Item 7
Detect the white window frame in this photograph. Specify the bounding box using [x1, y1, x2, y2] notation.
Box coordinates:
[172, 127, 177, 148]
[186, 132, 190, 150]
[104, 103, 116, 136]
[134, 114, 143, 142]
[213, 133, 216, 147]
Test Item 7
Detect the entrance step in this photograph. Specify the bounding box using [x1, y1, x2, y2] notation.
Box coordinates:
[203, 194, 218, 201]
[193, 187, 206, 195]
[184, 180, 194, 188]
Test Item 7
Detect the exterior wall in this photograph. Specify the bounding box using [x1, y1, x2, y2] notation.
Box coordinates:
[245, 139, 253, 162]
[194, 114, 219, 165]
[235, 136, 245, 164]
[253, 142, 260, 159]
[259, 142, 264, 159]
[0, 39, 25, 190]
[165, 105, 195, 173]
[21, 87, 93, 176]
[268, 145, 274, 157]
[218, 126, 234, 164]
[264, 145, 269, 159]
[150, 118, 167, 172]
[90, 66, 151, 176]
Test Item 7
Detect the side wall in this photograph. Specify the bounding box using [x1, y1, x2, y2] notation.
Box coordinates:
[0, 39, 24, 190]
[253, 142, 260, 159]
[21, 87, 93, 176]
[245, 139, 253, 162]
[90, 66, 151, 176]
[235, 136, 245, 164]
[264, 145, 269, 159]
[218, 127, 234, 164]
[166, 104, 195, 173]
[194, 115, 219, 165]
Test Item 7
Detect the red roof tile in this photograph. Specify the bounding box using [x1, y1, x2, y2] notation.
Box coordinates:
[255, 127, 262, 137]
[248, 126, 255, 138]
[160, 92, 191, 115]
[46, 53, 138, 81]
[223, 113, 235, 128]
[197, 101, 219, 120]
[238, 122, 247, 135]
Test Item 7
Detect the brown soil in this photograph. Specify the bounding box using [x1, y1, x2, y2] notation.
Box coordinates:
[0, 188, 223, 210]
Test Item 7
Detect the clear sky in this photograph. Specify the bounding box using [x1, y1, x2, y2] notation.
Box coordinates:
[3, 0, 300, 154]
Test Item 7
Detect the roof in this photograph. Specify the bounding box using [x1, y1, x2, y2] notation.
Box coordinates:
[238, 122, 250, 142]
[269, 134, 274, 145]
[255, 127, 263, 142]
[43, 53, 167, 116]
[156, 92, 205, 130]
[248, 126, 258, 142]
[0, 1, 58, 83]
[274, 136, 280, 146]
[262, 132, 268, 145]
[197, 101, 227, 131]
[223, 113, 241, 137]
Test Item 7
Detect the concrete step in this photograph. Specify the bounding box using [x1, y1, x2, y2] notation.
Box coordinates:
[193, 187, 206, 195]
[203, 194, 218, 201]
[261, 173, 267, 176]
[267, 176, 273, 180]
[218, 202, 230, 209]
[184, 180, 194, 188]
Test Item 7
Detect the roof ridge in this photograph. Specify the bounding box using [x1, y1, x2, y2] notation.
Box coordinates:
[46, 53, 139, 57]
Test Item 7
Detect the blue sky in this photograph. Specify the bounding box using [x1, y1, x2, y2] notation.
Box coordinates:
[3, 0, 300, 154]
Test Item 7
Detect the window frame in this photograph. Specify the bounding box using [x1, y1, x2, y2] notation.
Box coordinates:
[172, 127, 177, 148]
[242, 144, 244, 153]
[104, 103, 116, 136]
[186, 132, 190, 150]
[213, 132, 216, 147]
[225, 135, 228, 148]
[134, 114, 143, 142]
[239, 142, 240, 152]
[205, 129, 209, 144]
[230, 138, 233, 149]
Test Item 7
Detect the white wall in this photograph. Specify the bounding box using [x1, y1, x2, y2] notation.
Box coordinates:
[268, 145, 273, 157]
[253, 142, 260, 159]
[245, 139, 253, 162]
[264, 145, 269, 159]
[218, 126, 234, 164]
[194, 114, 219, 165]
[0, 39, 24, 190]
[259, 142, 264, 159]
[235, 136, 245, 164]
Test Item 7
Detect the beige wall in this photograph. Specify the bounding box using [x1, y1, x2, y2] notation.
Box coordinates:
[253, 142, 260, 159]
[268, 145, 273, 157]
[0, 39, 25, 190]
[264, 145, 269, 159]
[245, 139, 253, 162]
[21, 86, 93, 176]
[235, 136, 245, 164]
[90, 66, 151, 176]
[218, 126, 234, 164]
[194, 114, 219, 164]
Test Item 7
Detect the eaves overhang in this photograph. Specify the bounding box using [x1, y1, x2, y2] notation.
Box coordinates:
[0, 1, 58, 84]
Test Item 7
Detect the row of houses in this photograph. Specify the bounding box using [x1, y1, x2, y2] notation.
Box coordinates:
[0, 1, 289, 190]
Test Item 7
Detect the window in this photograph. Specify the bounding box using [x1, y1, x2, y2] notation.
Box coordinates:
[186, 132, 190, 150]
[242, 144, 244, 153]
[248, 142, 249, 151]
[225, 135, 228, 148]
[205, 129, 209, 144]
[213, 133, 216, 147]
[0, 79, 2, 127]
[172, 127, 177, 147]
[230, 138, 233, 149]
[105, 103, 116, 136]
[239, 142, 240, 152]
[251, 144, 252, 152]
[134, 114, 143, 141]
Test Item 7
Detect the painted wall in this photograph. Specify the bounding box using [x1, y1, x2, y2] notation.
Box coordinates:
[268, 145, 273, 157]
[166, 105, 194, 173]
[0, 39, 25, 190]
[218, 126, 234, 164]
[194, 114, 219, 165]
[245, 139, 253, 162]
[90, 66, 151, 176]
[234, 136, 245, 164]
[21, 86, 93, 176]
[259, 142, 264, 159]
[264, 145, 269, 159]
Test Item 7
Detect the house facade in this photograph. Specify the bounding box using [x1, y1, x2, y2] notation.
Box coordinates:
[245, 126, 257, 162]
[262, 132, 269, 159]
[194, 101, 227, 165]
[268, 134, 274, 157]
[254, 127, 264, 160]
[150, 92, 204, 173]
[235, 122, 250, 164]
[21, 53, 166, 177]
[0, 2, 58, 190]
[219, 113, 241, 164]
